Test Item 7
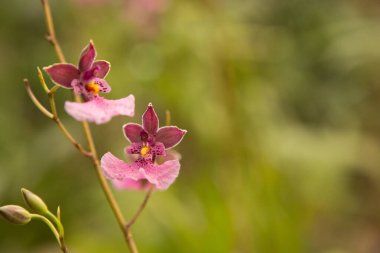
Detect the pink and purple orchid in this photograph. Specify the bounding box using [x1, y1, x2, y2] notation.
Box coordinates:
[101, 103, 186, 190]
[44, 41, 134, 124]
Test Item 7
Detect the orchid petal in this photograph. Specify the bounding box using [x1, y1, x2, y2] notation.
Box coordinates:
[142, 103, 159, 134]
[92, 78, 111, 93]
[142, 160, 180, 190]
[81, 61, 110, 82]
[101, 152, 140, 181]
[79, 41, 96, 72]
[156, 126, 187, 149]
[81, 68, 96, 82]
[151, 142, 166, 156]
[43, 64, 79, 88]
[126, 142, 143, 155]
[64, 96, 135, 124]
[104, 95, 135, 117]
[123, 123, 145, 143]
[71, 79, 83, 95]
[92, 60, 111, 78]
[113, 178, 152, 191]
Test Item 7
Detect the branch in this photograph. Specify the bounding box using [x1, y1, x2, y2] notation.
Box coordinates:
[41, 0, 66, 63]
[35, 68, 92, 157]
[25, 76, 91, 157]
[23, 79, 53, 119]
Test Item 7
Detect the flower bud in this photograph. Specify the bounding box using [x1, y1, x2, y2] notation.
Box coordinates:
[57, 206, 61, 221]
[0, 205, 31, 225]
[21, 188, 48, 214]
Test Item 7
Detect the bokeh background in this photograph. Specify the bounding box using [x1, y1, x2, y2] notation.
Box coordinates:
[1, 0, 380, 252]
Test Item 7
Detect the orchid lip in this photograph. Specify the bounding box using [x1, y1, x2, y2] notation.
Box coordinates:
[85, 82, 100, 94]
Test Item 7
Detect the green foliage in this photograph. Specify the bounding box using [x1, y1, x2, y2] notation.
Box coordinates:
[1, 0, 380, 252]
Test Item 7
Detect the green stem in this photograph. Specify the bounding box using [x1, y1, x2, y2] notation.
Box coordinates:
[45, 210, 64, 237]
[23, 79, 53, 119]
[41, 0, 66, 63]
[31, 214, 68, 253]
[126, 186, 153, 229]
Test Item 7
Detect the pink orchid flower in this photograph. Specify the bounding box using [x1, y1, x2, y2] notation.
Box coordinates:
[101, 103, 187, 190]
[44, 41, 134, 124]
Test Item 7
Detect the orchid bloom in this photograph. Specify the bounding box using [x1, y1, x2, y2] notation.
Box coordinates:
[101, 103, 187, 190]
[44, 41, 134, 124]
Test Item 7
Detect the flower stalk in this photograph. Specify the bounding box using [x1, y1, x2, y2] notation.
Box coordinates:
[126, 186, 154, 230]
[24, 1, 186, 253]
[124, 109, 173, 230]
[30, 214, 67, 253]
[38, 1, 139, 252]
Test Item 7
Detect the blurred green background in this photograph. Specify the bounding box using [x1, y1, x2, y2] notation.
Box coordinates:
[1, 0, 380, 252]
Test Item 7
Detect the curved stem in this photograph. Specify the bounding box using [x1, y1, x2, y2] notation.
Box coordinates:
[126, 187, 153, 229]
[23, 79, 53, 119]
[31, 214, 68, 253]
[45, 210, 64, 237]
[28, 71, 91, 156]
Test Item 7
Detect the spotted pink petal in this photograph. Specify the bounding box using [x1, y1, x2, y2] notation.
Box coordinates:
[156, 126, 187, 149]
[142, 160, 180, 190]
[151, 142, 166, 156]
[126, 142, 143, 155]
[71, 79, 83, 95]
[64, 95, 135, 124]
[92, 78, 111, 93]
[101, 152, 140, 181]
[92, 60, 111, 78]
[79, 41, 96, 72]
[44, 64, 80, 88]
[123, 123, 144, 143]
[113, 178, 152, 191]
[142, 103, 159, 134]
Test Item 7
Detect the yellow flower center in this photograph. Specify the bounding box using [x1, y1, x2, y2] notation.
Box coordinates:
[140, 145, 150, 157]
[85, 82, 100, 94]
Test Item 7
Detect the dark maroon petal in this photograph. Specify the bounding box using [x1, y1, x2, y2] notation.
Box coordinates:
[142, 103, 159, 135]
[78, 41, 96, 72]
[43, 64, 79, 88]
[156, 126, 187, 149]
[123, 123, 145, 143]
[92, 60, 111, 78]
[81, 68, 96, 82]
